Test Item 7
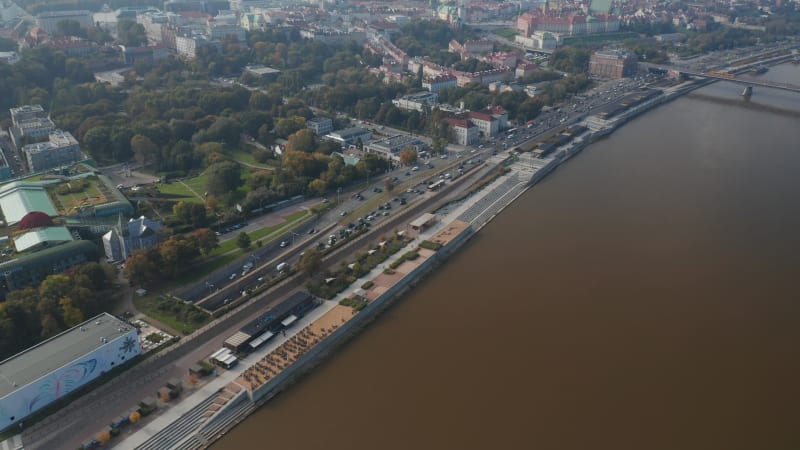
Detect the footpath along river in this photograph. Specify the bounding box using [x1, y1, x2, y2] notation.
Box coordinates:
[214, 64, 800, 450]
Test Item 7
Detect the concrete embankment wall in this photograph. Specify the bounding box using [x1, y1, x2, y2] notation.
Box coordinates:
[249, 224, 476, 404]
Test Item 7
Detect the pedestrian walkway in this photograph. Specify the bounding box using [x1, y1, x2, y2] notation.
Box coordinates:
[0, 435, 22, 450]
[107, 163, 533, 450]
[116, 299, 338, 450]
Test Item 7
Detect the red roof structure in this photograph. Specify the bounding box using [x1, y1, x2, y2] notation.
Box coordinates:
[18, 211, 54, 230]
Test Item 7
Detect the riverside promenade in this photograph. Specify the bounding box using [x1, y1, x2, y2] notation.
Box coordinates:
[111, 152, 550, 450]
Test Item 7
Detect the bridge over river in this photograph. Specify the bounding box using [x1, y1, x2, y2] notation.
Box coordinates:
[642, 60, 800, 95]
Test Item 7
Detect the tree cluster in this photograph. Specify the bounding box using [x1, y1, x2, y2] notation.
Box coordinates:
[124, 229, 218, 286]
[0, 262, 114, 360]
[550, 47, 592, 74]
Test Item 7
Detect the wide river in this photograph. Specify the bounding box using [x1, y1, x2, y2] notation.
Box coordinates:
[215, 64, 800, 450]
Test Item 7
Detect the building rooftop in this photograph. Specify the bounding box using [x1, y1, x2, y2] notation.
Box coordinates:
[0, 181, 59, 225]
[399, 91, 438, 101]
[307, 117, 332, 124]
[329, 127, 371, 140]
[245, 65, 281, 76]
[13, 226, 73, 252]
[0, 313, 134, 398]
[37, 10, 91, 17]
[240, 291, 313, 338]
[594, 49, 632, 59]
[367, 134, 426, 152]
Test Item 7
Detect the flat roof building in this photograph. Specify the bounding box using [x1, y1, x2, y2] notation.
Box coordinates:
[410, 213, 437, 230]
[9, 104, 56, 149]
[13, 226, 73, 253]
[306, 117, 333, 136]
[224, 291, 317, 352]
[244, 65, 281, 79]
[392, 91, 439, 112]
[0, 312, 140, 430]
[323, 127, 372, 148]
[0, 181, 59, 225]
[364, 135, 428, 161]
[23, 130, 82, 173]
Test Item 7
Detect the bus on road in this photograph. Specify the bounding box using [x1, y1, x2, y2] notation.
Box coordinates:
[428, 179, 446, 191]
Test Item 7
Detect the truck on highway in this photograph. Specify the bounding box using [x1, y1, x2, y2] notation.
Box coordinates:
[277, 262, 289, 273]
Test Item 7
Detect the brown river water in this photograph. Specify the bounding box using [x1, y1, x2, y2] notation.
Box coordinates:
[214, 65, 800, 450]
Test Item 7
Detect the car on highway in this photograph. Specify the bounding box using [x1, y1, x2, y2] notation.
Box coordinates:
[340, 211, 347, 216]
[229, 273, 237, 280]
[280, 241, 289, 248]
[308, 228, 317, 234]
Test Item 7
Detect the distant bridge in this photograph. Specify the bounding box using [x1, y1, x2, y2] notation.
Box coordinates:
[642, 62, 800, 95]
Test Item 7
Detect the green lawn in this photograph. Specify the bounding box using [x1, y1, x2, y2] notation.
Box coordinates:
[227, 148, 275, 169]
[50, 178, 107, 215]
[182, 173, 210, 196]
[132, 293, 210, 335]
[494, 28, 519, 40]
[157, 181, 203, 203]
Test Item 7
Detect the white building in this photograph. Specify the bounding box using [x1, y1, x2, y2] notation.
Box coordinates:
[36, 10, 93, 34]
[9, 104, 56, 149]
[0, 51, 20, 64]
[515, 31, 559, 51]
[306, 117, 333, 136]
[468, 110, 499, 137]
[392, 91, 439, 112]
[446, 117, 478, 146]
[208, 22, 246, 41]
[175, 33, 207, 59]
[364, 135, 428, 161]
[0, 313, 140, 432]
[240, 12, 266, 31]
[102, 216, 162, 261]
[137, 11, 172, 45]
[422, 75, 457, 93]
[23, 130, 82, 172]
